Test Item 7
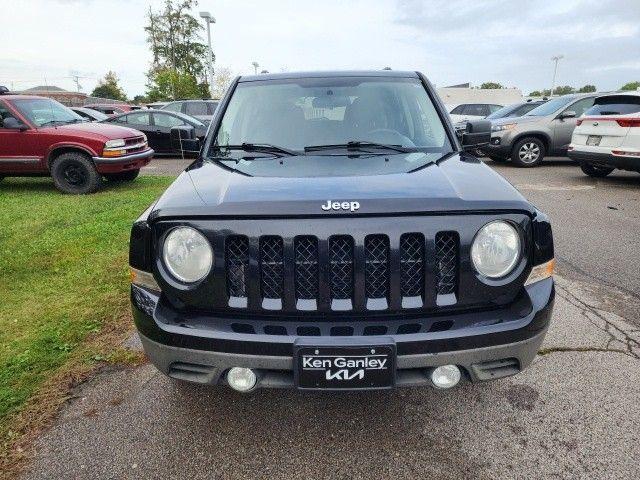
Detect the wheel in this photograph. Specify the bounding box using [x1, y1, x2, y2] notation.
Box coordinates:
[50, 152, 102, 194]
[104, 169, 140, 182]
[580, 163, 614, 178]
[488, 156, 507, 162]
[511, 137, 545, 167]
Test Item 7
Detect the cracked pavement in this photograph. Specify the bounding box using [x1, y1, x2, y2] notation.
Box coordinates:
[21, 159, 640, 479]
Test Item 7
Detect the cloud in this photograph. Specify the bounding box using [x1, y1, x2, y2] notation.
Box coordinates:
[0, 0, 637, 96]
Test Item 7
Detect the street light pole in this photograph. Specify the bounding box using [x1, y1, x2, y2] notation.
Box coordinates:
[252, 62, 259, 75]
[550, 55, 564, 97]
[199, 11, 216, 98]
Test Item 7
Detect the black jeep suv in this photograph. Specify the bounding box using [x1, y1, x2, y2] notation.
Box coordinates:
[129, 71, 555, 392]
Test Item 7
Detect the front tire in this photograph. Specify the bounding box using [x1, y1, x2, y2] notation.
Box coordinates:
[104, 169, 140, 182]
[580, 163, 614, 178]
[511, 137, 545, 167]
[50, 152, 102, 194]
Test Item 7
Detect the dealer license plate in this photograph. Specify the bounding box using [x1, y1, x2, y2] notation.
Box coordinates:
[295, 345, 395, 390]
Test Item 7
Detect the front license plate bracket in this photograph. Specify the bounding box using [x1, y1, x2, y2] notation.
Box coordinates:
[294, 341, 396, 390]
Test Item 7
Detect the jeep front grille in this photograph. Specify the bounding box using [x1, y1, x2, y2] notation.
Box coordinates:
[221, 231, 460, 313]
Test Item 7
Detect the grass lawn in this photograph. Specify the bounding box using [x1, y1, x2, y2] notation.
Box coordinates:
[0, 176, 172, 466]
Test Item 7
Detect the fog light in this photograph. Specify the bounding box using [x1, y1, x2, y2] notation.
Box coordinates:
[431, 365, 461, 389]
[227, 367, 257, 392]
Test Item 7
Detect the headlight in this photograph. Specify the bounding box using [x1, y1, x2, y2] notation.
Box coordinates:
[105, 139, 126, 148]
[471, 221, 521, 278]
[162, 227, 213, 283]
[491, 123, 516, 132]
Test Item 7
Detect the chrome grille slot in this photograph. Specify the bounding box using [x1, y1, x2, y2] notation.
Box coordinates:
[400, 233, 425, 308]
[260, 236, 284, 309]
[435, 231, 459, 299]
[365, 234, 389, 310]
[328, 236, 354, 309]
[226, 235, 249, 308]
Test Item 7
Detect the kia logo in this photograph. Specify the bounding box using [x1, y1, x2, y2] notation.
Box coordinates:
[321, 200, 360, 212]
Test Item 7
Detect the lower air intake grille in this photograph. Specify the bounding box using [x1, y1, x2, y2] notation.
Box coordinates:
[365, 235, 390, 299]
[329, 236, 354, 300]
[400, 233, 424, 297]
[226, 236, 249, 298]
[260, 236, 284, 299]
[295, 236, 319, 299]
[435, 231, 459, 295]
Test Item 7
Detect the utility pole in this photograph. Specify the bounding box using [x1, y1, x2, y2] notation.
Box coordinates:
[550, 55, 564, 97]
[252, 62, 259, 75]
[199, 11, 216, 98]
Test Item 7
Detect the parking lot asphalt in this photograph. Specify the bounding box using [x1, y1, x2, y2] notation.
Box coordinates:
[22, 157, 640, 479]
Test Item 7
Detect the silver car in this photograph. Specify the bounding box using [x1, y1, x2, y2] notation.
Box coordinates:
[482, 93, 597, 167]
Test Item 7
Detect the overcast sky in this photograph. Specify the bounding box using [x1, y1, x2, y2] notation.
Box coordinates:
[0, 0, 638, 97]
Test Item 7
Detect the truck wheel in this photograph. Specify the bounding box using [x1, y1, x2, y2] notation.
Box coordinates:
[580, 163, 614, 178]
[511, 137, 545, 167]
[51, 152, 102, 194]
[104, 169, 140, 182]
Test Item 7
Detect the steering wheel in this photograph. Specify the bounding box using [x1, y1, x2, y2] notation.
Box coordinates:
[364, 129, 416, 147]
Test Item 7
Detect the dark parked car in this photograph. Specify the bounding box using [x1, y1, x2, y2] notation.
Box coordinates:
[70, 107, 108, 122]
[102, 110, 207, 156]
[0, 89, 153, 193]
[161, 99, 219, 124]
[129, 71, 555, 393]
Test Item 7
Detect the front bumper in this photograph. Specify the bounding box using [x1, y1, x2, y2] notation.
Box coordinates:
[131, 278, 555, 389]
[481, 133, 513, 157]
[92, 149, 154, 173]
[568, 149, 640, 172]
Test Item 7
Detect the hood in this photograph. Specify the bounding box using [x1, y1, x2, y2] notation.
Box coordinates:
[492, 115, 541, 126]
[43, 122, 143, 140]
[149, 153, 534, 220]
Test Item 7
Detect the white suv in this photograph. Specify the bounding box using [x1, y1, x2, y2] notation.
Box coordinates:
[568, 92, 640, 177]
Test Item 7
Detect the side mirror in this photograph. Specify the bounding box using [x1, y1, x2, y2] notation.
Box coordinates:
[170, 126, 200, 152]
[460, 119, 491, 150]
[559, 110, 576, 120]
[2, 117, 28, 131]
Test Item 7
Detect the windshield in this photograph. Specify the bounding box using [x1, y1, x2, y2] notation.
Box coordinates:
[526, 96, 575, 116]
[486, 104, 519, 119]
[13, 98, 83, 127]
[213, 77, 451, 152]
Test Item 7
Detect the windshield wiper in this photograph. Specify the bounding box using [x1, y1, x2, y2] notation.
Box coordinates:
[304, 141, 411, 154]
[216, 143, 299, 157]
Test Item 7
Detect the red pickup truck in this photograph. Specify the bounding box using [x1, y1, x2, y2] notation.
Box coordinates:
[0, 89, 154, 194]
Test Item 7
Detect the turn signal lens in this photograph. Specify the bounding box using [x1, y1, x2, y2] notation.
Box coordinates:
[524, 259, 555, 286]
[102, 149, 127, 157]
[130, 267, 161, 292]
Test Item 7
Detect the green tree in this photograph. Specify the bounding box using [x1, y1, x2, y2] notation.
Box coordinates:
[145, 0, 209, 100]
[578, 84, 596, 93]
[553, 85, 575, 95]
[620, 81, 640, 91]
[480, 82, 503, 89]
[90, 71, 127, 101]
[529, 90, 543, 97]
[146, 68, 208, 101]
